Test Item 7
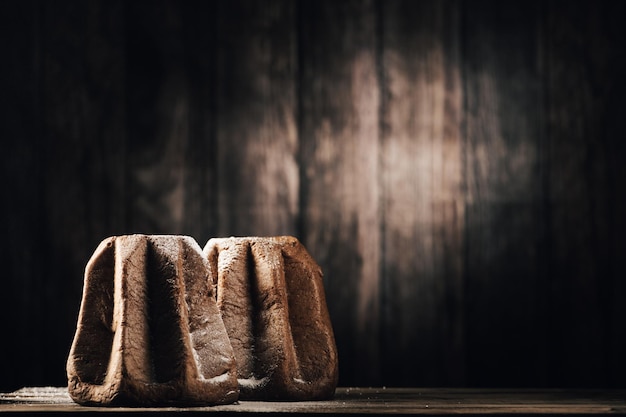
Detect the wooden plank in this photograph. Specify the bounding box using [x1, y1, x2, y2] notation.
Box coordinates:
[179, 2, 219, 240]
[39, 0, 127, 388]
[3, 387, 626, 415]
[126, 0, 219, 241]
[379, 0, 464, 386]
[462, 0, 545, 386]
[127, 0, 197, 236]
[299, 0, 381, 386]
[215, 0, 298, 237]
[3, 0, 626, 393]
[543, 0, 626, 387]
[0, 0, 44, 392]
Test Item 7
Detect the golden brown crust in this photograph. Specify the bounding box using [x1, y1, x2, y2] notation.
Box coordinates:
[67, 235, 239, 406]
[203, 236, 338, 400]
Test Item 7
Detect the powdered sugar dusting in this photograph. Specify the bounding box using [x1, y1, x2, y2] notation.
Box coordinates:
[239, 377, 269, 389]
[205, 372, 232, 384]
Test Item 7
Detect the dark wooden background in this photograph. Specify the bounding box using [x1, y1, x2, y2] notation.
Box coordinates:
[1, 0, 625, 392]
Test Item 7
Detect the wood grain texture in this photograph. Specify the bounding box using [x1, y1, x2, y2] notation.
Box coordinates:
[0, 0, 45, 392]
[126, 1, 219, 241]
[543, 0, 626, 387]
[380, 0, 464, 386]
[126, 0, 191, 235]
[299, 0, 381, 386]
[40, 0, 127, 389]
[1, 0, 626, 392]
[215, 0, 298, 237]
[178, 1, 219, 240]
[462, 0, 546, 387]
[4, 387, 626, 415]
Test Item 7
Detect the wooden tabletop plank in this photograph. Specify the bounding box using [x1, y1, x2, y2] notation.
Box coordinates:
[2, 387, 626, 415]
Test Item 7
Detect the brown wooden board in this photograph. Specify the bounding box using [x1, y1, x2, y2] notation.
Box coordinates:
[126, 0, 220, 240]
[379, 0, 465, 386]
[461, 0, 546, 387]
[215, 0, 298, 237]
[2, 0, 626, 392]
[0, 0, 46, 392]
[3, 387, 626, 415]
[178, 1, 220, 240]
[298, 0, 381, 387]
[39, 0, 127, 389]
[543, 0, 626, 387]
[127, 0, 193, 235]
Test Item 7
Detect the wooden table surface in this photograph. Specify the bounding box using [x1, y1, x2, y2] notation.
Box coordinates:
[1, 387, 626, 415]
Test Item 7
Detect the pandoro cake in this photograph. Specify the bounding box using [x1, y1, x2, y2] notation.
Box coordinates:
[67, 234, 338, 406]
[66, 235, 239, 406]
[204, 236, 338, 401]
